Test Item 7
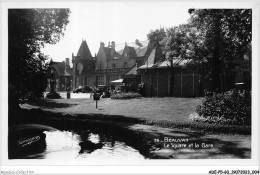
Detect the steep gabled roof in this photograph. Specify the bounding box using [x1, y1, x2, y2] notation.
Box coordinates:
[142, 48, 156, 68]
[124, 64, 138, 76]
[52, 61, 65, 76]
[138, 43, 164, 69]
[115, 40, 149, 58]
[51, 61, 74, 77]
[121, 46, 137, 58]
[97, 40, 149, 62]
[76, 40, 93, 60]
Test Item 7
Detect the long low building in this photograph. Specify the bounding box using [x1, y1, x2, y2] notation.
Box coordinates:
[138, 44, 210, 97]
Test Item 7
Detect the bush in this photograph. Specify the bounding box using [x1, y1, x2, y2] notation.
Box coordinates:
[111, 92, 142, 100]
[195, 89, 251, 125]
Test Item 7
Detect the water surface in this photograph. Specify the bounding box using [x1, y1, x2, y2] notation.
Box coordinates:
[9, 124, 147, 160]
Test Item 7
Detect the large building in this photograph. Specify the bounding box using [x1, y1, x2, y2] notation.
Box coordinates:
[70, 39, 207, 97]
[72, 39, 149, 89]
[50, 39, 251, 97]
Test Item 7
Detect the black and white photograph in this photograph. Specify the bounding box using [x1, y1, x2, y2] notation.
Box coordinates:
[1, 0, 259, 174]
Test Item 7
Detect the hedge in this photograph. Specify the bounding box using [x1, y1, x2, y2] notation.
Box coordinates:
[195, 89, 251, 126]
[111, 92, 142, 100]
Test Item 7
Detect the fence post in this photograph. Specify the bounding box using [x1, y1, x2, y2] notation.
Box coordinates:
[168, 70, 170, 95]
[157, 71, 159, 97]
[181, 69, 183, 97]
[193, 71, 195, 97]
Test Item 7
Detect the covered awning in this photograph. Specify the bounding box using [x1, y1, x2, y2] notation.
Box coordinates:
[110, 79, 124, 83]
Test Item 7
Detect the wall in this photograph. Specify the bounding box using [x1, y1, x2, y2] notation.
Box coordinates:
[107, 57, 135, 69]
[96, 47, 108, 69]
[140, 68, 201, 97]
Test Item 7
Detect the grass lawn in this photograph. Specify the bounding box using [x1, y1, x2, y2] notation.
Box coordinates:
[22, 97, 202, 123]
[21, 97, 250, 134]
[18, 97, 251, 159]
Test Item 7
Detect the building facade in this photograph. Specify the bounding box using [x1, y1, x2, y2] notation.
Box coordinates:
[71, 39, 149, 89]
[47, 58, 73, 92]
[49, 39, 251, 97]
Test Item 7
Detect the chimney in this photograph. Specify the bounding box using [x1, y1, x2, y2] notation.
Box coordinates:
[62, 61, 66, 71]
[100, 42, 105, 47]
[111, 41, 115, 57]
[111, 41, 115, 49]
[65, 58, 70, 66]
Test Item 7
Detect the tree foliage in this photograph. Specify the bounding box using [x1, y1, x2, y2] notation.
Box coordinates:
[147, 9, 251, 92]
[8, 9, 70, 107]
[195, 89, 251, 125]
[188, 9, 252, 91]
[147, 27, 166, 45]
[163, 24, 193, 58]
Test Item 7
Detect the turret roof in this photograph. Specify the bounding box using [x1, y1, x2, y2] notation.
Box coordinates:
[76, 40, 93, 60]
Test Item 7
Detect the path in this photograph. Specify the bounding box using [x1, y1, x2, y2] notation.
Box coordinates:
[126, 124, 251, 159]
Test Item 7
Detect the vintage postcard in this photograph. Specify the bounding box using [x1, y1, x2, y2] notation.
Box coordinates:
[1, 0, 259, 174]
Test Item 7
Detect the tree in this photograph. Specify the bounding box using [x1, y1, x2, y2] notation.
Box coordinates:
[147, 27, 167, 46]
[164, 24, 193, 58]
[8, 9, 70, 109]
[146, 28, 168, 95]
[188, 9, 252, 92]
[147, 27, 167, 57]
[147, 25, 193, 96]
[162, 24, 186, 96]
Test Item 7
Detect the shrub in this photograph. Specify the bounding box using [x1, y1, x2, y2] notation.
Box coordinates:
[111, 92, 142, 100]
[195, 89, 251, 125]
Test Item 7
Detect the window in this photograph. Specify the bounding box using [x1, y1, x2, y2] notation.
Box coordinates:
[124, 62, 128, 68]
[99, 64, 102, 69]
[97, 76, 105, 85]
[112, 63, 116, 68]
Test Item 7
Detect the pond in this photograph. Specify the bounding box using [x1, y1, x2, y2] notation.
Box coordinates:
[8, 123, 149, 160]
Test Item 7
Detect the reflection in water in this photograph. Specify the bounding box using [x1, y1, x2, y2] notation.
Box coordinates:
[9, 124, 146, 160]
[79, 141, 103, 154]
